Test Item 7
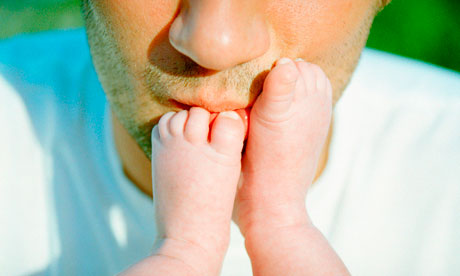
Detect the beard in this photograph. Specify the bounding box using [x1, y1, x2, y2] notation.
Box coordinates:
[84, 5, 273, 159]
[83, 0, 373, 159]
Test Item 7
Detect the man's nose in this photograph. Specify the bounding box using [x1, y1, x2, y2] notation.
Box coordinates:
[169, 0, 270, 71]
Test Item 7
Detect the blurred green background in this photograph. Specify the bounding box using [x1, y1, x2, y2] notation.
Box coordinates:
[1, 0, 459, 72]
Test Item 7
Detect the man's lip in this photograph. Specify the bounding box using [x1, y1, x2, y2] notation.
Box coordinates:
[169, 99, 190, 110]
[169, 98, 253, 112]
[169, 89, 257, 112]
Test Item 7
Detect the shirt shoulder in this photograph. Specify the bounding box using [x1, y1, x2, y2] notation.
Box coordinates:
[0, 30, 131, 275]
[340, 49, 460, 161]
[310, 49, 460, 275]
[341, 49, 460, 147]
[351, 48, 460, 105]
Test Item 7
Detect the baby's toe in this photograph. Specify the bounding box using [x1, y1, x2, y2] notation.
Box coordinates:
[184, 107, 211, 144]
[254, 58, 299, 117]
[168, 110, 189, 136]
[296, 61, 331, 99]
[325, 77, 333, 101]
[158, 111, 176, 140]
[295, 61, 317, 96]
[296, 61, 333, 119]
[210, 111, 245, 156]
[311, 64, 328, 92]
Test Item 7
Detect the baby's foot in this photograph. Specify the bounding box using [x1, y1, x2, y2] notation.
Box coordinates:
[151, 107, 245, 260]
[235, 58, 332, 233]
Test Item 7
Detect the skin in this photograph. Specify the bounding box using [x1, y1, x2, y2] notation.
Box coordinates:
[81, 0, 389, 273]
[121, 57, 346, 276]
[82, 0, 384, 158]
[149, 109, 246, 276]
[83, 0, 386, 198]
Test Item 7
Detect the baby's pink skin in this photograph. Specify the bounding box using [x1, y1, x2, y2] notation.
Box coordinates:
[232, 58, 350, 275]
[132, 108, 245, 276]
[234, 57, 333, 235]
[121, 58, 340, 276]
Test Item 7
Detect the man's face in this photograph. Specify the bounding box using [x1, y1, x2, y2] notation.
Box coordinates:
[83, 0, 382, 157]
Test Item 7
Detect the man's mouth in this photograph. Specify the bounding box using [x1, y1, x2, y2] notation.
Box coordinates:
[167, 81, 263, 113]
[169, 99, 191, 110]
[170, 97, 253, 113]
[170, 98, 253, 111]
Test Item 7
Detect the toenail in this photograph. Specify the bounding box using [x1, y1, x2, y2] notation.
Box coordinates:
[295, 58, 304, 62]
[220, 111, 240, 120]
[278, 57, 292, 65]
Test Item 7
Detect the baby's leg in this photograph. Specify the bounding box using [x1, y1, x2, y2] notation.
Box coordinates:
[121, 108, 245, 276]
[238, 58, 333, 228]
[237, 58, 349, 275]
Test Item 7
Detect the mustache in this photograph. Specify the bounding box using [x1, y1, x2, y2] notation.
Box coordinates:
[151, 54, 216, 78]
[144, 55, 271, 93]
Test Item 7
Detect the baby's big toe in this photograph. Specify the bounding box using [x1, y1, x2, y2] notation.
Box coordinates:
[210, 111, 245, 156]
[254, 58, 300, 120]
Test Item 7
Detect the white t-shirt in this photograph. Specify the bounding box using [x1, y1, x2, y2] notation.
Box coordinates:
[0, 29, 459, 276]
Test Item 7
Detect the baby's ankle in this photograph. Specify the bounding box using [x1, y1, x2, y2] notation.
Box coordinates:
[237, 201, 312, 238]
[153, 237, 228, 276]
[243, 220, 318, 263]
